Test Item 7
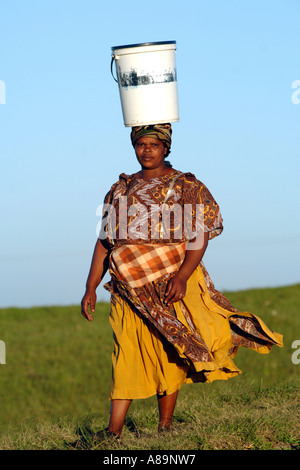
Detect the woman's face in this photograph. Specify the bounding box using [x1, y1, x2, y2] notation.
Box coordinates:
[135, 136, 167, 170]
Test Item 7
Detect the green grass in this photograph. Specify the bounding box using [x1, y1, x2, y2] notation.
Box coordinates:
[0, 284, 299, 450]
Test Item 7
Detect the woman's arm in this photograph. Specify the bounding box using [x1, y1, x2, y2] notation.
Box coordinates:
[81, 238, 110, 321]
[164, 231, 209, 306]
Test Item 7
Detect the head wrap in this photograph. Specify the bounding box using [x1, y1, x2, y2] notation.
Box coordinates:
[130, 123, 172, 156]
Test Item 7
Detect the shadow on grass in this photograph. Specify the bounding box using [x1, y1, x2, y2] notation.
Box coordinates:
[64, 415, 95, 449]
[64, 414, 141, 450]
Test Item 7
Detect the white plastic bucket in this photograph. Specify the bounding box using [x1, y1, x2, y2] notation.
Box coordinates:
[111, 41, 179, 127]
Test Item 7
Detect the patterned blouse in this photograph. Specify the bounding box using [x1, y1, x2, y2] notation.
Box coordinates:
[100, 170, 223, 248]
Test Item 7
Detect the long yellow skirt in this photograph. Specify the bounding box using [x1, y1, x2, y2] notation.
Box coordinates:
[108, 265, 283, 400]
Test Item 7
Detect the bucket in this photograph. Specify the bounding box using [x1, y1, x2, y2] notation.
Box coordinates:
[111, 41, 179, 127]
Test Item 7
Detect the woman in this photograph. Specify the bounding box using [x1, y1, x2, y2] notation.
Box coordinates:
[81, 123, 283, 439]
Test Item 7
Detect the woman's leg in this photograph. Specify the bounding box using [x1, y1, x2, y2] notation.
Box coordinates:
[157, 390, 178, 431]
[108, 399, 132, 435]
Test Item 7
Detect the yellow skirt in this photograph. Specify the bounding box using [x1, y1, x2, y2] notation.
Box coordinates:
[108, 265, 283, 400]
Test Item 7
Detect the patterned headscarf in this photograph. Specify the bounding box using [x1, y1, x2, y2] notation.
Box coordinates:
[130, 123, 172, 156]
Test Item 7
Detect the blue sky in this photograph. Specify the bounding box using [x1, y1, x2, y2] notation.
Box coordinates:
[0, 0, 299, 307]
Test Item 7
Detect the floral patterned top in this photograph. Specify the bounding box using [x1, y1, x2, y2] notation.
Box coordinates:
[100, 170, 223, 248]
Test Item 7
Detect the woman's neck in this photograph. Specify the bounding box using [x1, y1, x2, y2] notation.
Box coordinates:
[138, 166, 175, 181]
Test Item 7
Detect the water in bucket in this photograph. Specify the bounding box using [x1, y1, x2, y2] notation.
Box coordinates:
[111, 41, 179, 127]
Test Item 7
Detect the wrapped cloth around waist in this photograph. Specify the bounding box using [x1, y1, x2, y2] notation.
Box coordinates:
[110, 243, 186, 288]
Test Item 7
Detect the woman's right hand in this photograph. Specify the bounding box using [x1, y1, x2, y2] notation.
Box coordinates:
[81, 289, 97, 322]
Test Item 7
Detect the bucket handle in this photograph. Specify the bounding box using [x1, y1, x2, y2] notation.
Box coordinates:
[110, 55, 118, 83]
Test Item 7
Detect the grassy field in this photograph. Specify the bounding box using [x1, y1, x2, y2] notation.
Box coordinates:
[0, 284, 299, 450]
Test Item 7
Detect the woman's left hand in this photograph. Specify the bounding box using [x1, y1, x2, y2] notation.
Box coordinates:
[164, 274, 187, 306]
